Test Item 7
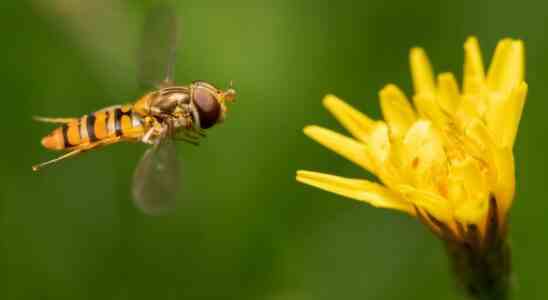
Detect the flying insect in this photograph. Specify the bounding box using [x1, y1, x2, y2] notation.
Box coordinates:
[32, 6, 236, 214]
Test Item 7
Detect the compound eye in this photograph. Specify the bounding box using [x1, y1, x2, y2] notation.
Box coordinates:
[193, 87, 220, 129]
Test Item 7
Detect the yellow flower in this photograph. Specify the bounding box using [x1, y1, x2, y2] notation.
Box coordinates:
[297, 37, 526, 247]
[297, 37, 526, 298]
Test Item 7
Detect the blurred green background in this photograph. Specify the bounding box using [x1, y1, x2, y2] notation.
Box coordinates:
[1, 0, 546, 299]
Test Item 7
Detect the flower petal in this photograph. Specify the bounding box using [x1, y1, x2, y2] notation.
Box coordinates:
[401, 121, 448, 192]
[366, 122, 406, 188]
[487, 39, 524, 93]
[493, 147, 515, 220]
[296, 170, 414, 214]
[323, 94, 375, 143]
[463, 120, 516, 222]
[486, 82, 527, 148]
[379, 84, 417, 140]
[463, 119, 498, 189]
[455, 94, 484, 128]
[367, 122, 391, 164]
[413, 94, 449, 129]
[410, 47, 436, 96]
[303, 125, 375, 173]
[397, 185, 452, 223]
[449, 158, 490, 226]
[437, 72, 460, 115]
[463, 36, 485, 95]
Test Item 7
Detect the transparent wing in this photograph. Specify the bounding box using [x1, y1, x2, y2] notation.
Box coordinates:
[137, 3, 178, 89]
[132, 138, 181, 215]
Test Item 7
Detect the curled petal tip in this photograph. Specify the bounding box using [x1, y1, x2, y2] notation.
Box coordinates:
[296, 170, 313, 179]
[303, 125, 321, 136]
[465, 36, 478, 44]
[322, 94, 340, 105]
[410, 46, 424, 55]
[322, 94, 345, 112]
[410, 47, 435, 95]
[320, 95, 375, 143]
[379, 83, 401, 96]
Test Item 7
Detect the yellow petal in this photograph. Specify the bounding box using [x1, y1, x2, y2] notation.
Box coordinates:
[463, 119, 498, 189]
[401, 121, 448, 192]
[413, 93, 449, 129]
[449, 158, 489, 225]
[486, 39, 512, 89]
[296, 170, 414, 214]
[397, 185, 452, 223]
[455, 94, 484, 128]
[323, 94, 375, 143]
[366, 122, 406, 188]
[486, 82, 528, 148]
[447, 175, 465, 211]
[303, 125, 375, 173]
[463, 36, 485, 95]
[487, 39, 525, 93]
[410, 47, 436, 95]
[379, 84, 417, 140]
[367, 122, 391, 164]
[464, 121, 516, 221]
[437, 72, 460, 115]
[455, 159, 488, 203]
[493, 147, 515, 220]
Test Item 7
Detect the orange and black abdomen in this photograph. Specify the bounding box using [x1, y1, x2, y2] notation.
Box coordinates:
[41, 105, 145, 151]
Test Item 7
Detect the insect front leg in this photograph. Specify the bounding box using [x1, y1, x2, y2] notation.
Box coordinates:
[191, 127, 206, 137]
[182, 128, 204, 140]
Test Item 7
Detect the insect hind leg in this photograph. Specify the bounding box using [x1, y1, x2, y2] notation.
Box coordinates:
[33, 116, 78, 124]
[32, 149, 84, 171]
[32, 137, 122, 171]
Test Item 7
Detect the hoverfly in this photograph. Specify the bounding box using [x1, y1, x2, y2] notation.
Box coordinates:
[32, 6, 236, 215]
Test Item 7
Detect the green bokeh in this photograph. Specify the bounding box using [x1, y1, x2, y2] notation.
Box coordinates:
[1, 0, 546, 299]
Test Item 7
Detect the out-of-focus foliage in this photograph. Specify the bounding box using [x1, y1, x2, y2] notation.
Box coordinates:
[0, 0, 546, 299]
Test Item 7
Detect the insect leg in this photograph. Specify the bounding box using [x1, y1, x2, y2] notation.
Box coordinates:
[181, 129, 200, 139]
[32, 149, 84, 171]
[192, 127, 207, 137]
[173, 130, 200, 145]
[32, 137, 122, 171]
[141, 128, 155, 144]
[33, 116, 78, 124]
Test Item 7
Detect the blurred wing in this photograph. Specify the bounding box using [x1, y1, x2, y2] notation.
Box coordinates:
[138, 3, 178, 89]
[132, 139, 181, 215]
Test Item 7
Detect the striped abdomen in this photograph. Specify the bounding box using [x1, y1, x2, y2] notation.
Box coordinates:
[41, 105, 145, 150]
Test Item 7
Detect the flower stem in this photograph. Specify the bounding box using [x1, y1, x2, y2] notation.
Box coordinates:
[446, 236, 511, 300]
[446, 197, 512, 300]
